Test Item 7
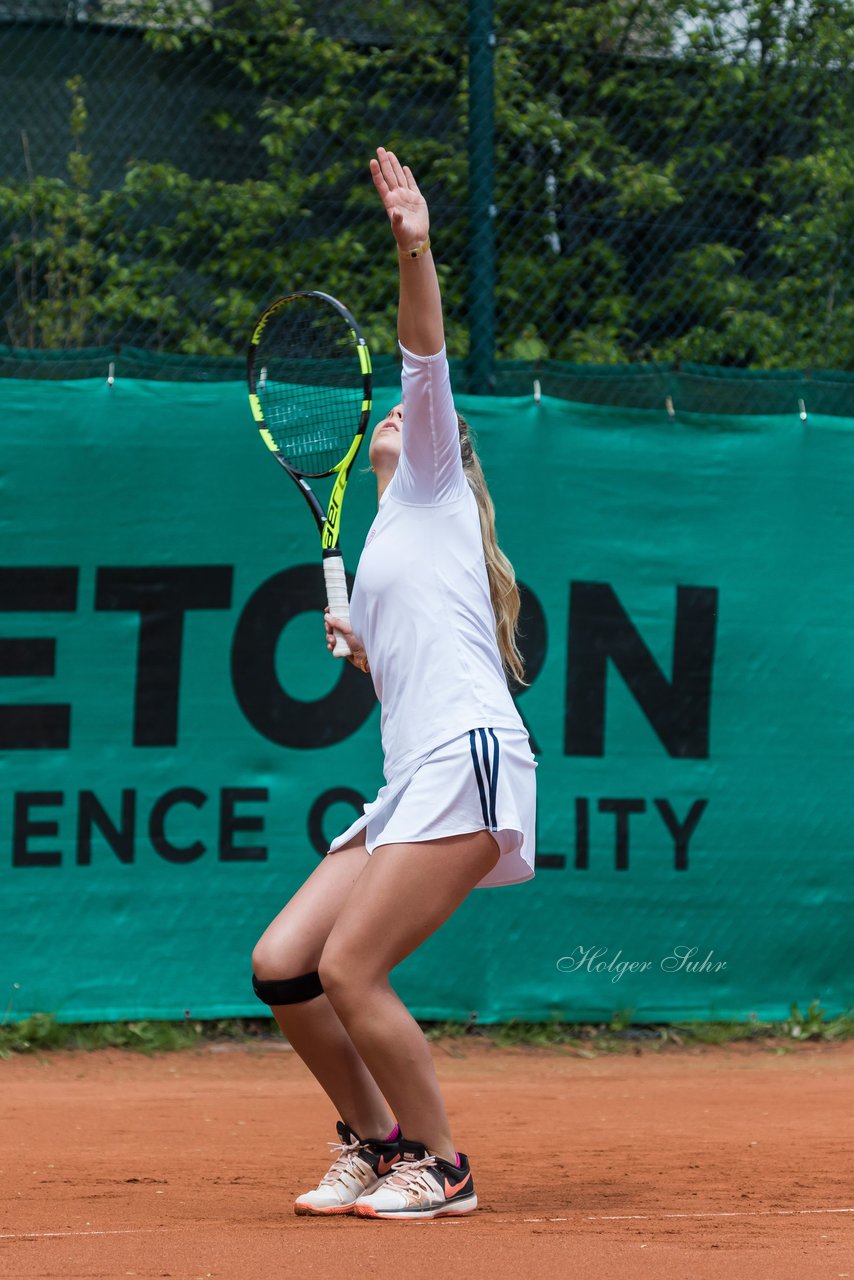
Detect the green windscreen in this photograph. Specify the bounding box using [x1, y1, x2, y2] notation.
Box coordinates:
[1, 370, 852, 1024]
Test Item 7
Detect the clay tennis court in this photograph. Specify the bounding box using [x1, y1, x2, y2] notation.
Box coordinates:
[2, 1037, 852, 1279]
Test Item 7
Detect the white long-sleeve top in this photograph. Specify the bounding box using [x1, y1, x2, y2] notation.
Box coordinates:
[349, 342, 526, 784]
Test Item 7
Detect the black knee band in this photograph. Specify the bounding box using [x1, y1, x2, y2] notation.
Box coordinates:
[252, 970, 324, 1006]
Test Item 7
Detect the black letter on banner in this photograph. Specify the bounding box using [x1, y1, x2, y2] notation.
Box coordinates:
[574, 797, 590, 870]
[0, 568, 78, 749]
[231, 566, 376, 748]
[149, 787, 207, 863]
[565, 583, 717, 758]
[308, 787, 367, 857]
[77, 790, 136, 865]
[510, 581, 547, 754]
[654, 798, 708, 871]
[95, 567, 233, 747]
[219, 788, 268, 862]
[598, 797, 646, 871]
[13, 791, 63, 867]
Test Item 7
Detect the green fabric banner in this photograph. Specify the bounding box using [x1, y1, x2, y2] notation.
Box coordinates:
[1, 376, 852, 1023]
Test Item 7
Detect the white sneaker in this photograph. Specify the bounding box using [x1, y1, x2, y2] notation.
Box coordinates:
[355, 1144, 477, 1220]
[294, 1122, 402, 1216]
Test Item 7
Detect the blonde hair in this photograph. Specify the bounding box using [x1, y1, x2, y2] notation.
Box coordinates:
[458, 414, 527, 686]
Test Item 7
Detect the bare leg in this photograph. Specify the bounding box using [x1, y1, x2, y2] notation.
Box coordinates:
[318, 832, 500, 1163]
[252, 842, 396, 1140]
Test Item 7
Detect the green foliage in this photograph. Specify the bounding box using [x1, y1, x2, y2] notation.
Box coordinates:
[0, 1, 851, 369]
[2, 77, 104, 349]
[782, 998, 827, 1040]
[0, 1012, 200, 1056]
[0, 1013, 271, 1058]
[2, 1008, 853, 1057]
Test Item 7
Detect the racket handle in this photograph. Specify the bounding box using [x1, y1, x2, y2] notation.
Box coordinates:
[323, 552, 352, 658]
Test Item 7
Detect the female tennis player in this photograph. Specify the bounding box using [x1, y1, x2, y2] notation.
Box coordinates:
[251, 146, 536, 1221]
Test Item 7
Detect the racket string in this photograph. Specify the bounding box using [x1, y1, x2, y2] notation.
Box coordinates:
[254, 294, 366, 475]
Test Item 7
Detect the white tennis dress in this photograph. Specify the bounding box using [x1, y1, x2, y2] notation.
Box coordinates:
[327, 342, 536, 888]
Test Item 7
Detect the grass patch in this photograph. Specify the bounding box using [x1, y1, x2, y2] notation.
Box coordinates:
[0, 1013, 275, 1059]
[2, 1004, 853, 1059]
[426, 1003, 854, 1054]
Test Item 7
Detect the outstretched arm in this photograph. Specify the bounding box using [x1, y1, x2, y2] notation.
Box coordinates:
[370, 147, 444, 357]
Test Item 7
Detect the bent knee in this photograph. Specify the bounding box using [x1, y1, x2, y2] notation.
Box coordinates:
[316, 947, 352, 1004]
[251, 937, 278, 979]
[318, 946, 382, 1006]
[252, 935, 315, 980]
[252, 929, 325, 1007]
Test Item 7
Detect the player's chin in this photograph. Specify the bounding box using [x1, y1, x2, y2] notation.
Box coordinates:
[371, 431, 399, 453]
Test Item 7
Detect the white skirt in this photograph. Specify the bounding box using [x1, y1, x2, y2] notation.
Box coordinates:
[328, 727, 537, 889]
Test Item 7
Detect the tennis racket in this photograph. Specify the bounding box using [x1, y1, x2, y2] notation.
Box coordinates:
[247, 290, 372, 657]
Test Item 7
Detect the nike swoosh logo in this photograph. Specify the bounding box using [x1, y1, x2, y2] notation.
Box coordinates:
[444, 1171, 472, 1199]
[377, 1154, 399, 1177]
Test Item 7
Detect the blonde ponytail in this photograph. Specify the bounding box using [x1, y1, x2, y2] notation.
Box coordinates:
[457, 415, 527, 686]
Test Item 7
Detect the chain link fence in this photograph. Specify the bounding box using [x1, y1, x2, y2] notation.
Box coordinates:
[1, 1, 852, 403]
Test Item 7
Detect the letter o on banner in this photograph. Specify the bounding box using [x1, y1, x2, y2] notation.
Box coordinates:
[308, 787, 367, 857]
[231, 566, 377, 749]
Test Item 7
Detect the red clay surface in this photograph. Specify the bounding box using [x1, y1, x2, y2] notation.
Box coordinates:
[1, 1038, 852, 1280]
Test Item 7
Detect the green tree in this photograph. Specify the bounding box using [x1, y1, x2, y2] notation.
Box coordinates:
[0, 0, 850, 373]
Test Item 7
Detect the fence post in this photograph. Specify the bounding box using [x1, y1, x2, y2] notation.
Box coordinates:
[467, 0, 496, 393]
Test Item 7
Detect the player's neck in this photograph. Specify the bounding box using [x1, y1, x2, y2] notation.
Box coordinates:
[374, 463, 396, 502]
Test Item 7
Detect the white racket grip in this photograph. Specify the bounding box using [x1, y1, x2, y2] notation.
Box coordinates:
[323, 553, 352, 657]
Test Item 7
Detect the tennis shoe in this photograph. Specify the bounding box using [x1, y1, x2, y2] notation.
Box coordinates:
[293, 1121, 402, 1216]
[354, 1142, 477, 1219]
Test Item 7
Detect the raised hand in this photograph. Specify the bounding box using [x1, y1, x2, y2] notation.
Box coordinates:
[370, 146, 430, 253]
